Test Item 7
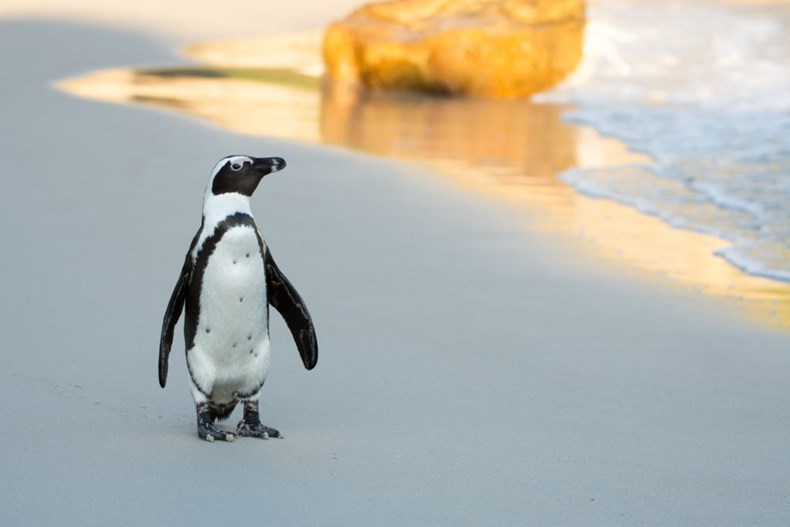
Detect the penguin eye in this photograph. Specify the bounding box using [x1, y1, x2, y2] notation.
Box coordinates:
[231, 163, 242, 171]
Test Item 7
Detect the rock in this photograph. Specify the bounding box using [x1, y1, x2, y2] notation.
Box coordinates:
[323, 0, 585, 98]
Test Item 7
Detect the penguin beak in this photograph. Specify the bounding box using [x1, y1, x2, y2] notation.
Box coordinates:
[251, 157, 286, 175]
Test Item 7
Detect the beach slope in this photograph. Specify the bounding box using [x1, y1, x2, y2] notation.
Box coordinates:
[0, 15, 789, 527]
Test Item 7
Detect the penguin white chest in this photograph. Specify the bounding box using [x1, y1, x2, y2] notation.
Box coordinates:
[189, 225, 270, 401]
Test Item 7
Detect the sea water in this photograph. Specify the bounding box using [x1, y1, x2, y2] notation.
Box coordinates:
[536, 0, 790, 283]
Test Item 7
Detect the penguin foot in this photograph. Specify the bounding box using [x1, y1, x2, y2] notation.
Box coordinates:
[236, 400, 283, 439]
[196, 402, 236, 442]
[236, 420, 282, 439]
[199, 423, 237, 443]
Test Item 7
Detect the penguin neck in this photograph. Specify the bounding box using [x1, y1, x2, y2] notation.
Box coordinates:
[192, 192, 256, 260]
[202, 192, 254, 227]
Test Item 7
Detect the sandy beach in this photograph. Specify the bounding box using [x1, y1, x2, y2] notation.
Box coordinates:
[1, 2, 789, 526]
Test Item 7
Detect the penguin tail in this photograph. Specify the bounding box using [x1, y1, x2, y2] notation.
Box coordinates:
[210, 401, 238, 422]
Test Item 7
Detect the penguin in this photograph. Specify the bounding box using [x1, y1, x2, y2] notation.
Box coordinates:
[158, 155, 317, 442]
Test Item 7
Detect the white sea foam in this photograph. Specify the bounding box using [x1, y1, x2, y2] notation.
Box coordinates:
[540, 0, 790, 283]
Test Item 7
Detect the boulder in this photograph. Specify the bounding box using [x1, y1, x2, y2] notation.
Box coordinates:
[323, 0, 585, 98]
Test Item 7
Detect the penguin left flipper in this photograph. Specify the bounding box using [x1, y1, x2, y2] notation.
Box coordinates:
[159, 255, 192, 388]
[265, 249, 318, 371]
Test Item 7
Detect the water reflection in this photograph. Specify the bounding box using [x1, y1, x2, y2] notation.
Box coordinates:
[324, 85, 576, 178]
[321, 83, 584, 208]
[57, 65, 790, 329]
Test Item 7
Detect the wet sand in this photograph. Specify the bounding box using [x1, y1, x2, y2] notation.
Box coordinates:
[58, 35, 790, 327]
[1, 7, 790, 527]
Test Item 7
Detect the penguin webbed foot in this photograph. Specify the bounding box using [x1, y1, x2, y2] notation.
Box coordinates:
[199, 422, 237, 443]
[196, 403, 236, 443]
[236, 420, 282, 439]
[236, 400, 283, 439]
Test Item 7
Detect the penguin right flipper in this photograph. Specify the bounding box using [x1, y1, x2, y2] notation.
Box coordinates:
[265, 249, 318, 371]
[159, 255, 192, 388]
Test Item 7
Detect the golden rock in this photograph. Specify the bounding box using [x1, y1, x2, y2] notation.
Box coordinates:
[323, 0, 586, 98]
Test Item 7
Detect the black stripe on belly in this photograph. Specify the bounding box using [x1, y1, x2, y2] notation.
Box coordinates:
[183, 212, 267, 351]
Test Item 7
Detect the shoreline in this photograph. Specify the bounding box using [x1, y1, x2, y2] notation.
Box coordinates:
[56, 29, 790, 330]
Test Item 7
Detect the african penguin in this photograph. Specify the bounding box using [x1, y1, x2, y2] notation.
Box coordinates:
[159, 155, 318, 442]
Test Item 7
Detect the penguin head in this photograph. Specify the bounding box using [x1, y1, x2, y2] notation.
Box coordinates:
[208, 155, 286, 197]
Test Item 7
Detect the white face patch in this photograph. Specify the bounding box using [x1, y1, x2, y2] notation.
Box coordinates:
[202, 156, 256, 221]
[210, 156, 253, 179]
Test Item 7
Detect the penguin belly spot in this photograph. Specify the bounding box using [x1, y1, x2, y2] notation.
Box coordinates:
[189, 226, 270, 402]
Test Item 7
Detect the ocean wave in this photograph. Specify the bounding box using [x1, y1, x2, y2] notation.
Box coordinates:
[539, 0, 790, 283]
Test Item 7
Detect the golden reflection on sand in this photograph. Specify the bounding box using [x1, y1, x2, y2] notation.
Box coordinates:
[56, 34, 790, 329]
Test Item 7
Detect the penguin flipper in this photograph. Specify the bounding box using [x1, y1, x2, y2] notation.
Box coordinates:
[159, 255, 191, 388]
[265, 250, 318, 370]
